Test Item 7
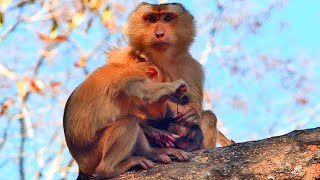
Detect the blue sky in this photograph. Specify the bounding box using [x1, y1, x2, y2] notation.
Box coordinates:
[0, 0, 319, 179]
[161, 0, 320, 141]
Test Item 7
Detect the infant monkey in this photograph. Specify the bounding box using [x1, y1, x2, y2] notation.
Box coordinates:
[63, 61, 189, 179]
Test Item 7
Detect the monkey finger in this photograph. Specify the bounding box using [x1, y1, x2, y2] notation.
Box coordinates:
[143, 159, 154, 169]
[174, 153, 186, 162]
[174, 93, 183, 99]
[165, 149, 189, 162]
[168, 141, 175, 148]
[175, 112, 191, 123]
[178, 106, 195, 119]
[161, 134, 175, 142]
[185, 116, 200, 127]
[176, 83, 187, 93]
[165, 142, 171, 148]
[138, 159, 154, 169]
[139, 163, 148, 170]
[181, 152, 191, 161]
[159, 137, 174, 148]
[169, 133, 181, 139]
[173, 113, 183, 121]
[182, 110, 200, 125]
[177, 111, 195, 124]
[156, 154, 171, 164]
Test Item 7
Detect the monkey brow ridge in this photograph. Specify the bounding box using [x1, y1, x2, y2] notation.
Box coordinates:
[139, 2, 186, 11]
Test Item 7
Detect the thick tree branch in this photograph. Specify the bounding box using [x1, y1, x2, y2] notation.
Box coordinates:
[117, 127, 320, 179]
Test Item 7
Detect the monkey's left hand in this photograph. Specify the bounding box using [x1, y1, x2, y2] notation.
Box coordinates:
[174, 106, 200, 127]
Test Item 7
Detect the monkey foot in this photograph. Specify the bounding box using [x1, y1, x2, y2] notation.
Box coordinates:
[151, 148, 190, 163]
[127, 156, 154, 170]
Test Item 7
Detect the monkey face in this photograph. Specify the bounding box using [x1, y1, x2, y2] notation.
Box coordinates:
[128, 2, 196, 52]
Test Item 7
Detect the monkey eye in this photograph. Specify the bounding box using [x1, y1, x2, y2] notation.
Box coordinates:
[146, 14, 157, 23]
[163, 13, 174, 22]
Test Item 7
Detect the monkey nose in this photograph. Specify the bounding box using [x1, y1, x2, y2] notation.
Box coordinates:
[155, 32, 165, 38]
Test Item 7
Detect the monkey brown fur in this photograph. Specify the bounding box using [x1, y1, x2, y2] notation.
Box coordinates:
[124, 2, 235, 150]
[63, 61, 190, 179]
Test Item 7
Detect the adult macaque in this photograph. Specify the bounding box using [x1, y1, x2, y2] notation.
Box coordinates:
[121, 2, 235, 150]
[63, 61, 190, 179]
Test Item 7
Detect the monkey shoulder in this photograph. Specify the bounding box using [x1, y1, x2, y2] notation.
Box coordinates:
[107, 47, 144, 65]
[178, 55, 204, 83]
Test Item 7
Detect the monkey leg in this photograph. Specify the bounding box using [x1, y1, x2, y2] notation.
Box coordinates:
[94, 115, 154, 179]
[199, 110, 235, 149]
[198, 110, 218, 149]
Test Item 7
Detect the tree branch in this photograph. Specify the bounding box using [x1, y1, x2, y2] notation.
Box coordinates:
[118, 127, 320, 179]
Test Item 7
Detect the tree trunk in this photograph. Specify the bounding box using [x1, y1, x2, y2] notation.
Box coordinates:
[117, 127, 320, 179]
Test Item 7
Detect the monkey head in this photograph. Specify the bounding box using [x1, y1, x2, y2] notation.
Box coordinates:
[127, 2, 196, 54]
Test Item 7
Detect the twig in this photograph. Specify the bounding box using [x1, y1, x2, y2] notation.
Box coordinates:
[60, 159, 75, 180]
[0, 18, 22, 43]
[18, 116, 26, 180]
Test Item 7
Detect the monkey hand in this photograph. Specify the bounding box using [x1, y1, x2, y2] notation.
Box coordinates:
[174, 106, 200, 127]
[144, 126, 178, 148]
[171, 80, 188, 99]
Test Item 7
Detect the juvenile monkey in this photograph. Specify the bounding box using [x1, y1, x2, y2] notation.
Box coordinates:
[123, 2, 235, 150]
[63, 61, 190, 179]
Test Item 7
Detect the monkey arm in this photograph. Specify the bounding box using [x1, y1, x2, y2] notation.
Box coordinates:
[123, 78, 186, 104]
[173, 58, 204, 126]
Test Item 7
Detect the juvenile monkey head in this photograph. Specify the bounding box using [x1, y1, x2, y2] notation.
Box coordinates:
[134, 61, 170, 82]
[128, 2, 195, 54]
[133, 62, 169, 119]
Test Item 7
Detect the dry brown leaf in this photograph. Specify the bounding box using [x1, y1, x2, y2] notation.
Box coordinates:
[38, 33, 67, 42]
[74, 57, 87, 68]
[0, 98, 14, 116]
[53, 35, 67, 42]
[30, 79, 45, 94]
[50, 82, 62, 93]
[50, 82, 62, 89]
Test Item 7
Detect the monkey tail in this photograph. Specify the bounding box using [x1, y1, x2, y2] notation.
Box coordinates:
[218, 131, 236, 146]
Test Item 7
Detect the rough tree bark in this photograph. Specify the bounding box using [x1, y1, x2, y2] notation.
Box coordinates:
[116, 127, 320, 179]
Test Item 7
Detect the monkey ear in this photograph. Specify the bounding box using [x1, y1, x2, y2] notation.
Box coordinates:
[145, 67, 159, 79]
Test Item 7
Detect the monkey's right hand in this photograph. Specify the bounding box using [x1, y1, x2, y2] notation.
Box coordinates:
[142, 125, 178, 148]
[171, 80, 188, 99]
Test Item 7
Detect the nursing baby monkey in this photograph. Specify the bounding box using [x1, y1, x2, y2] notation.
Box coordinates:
[121, 2, 235, 151]
[64, 61, 190, 179]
